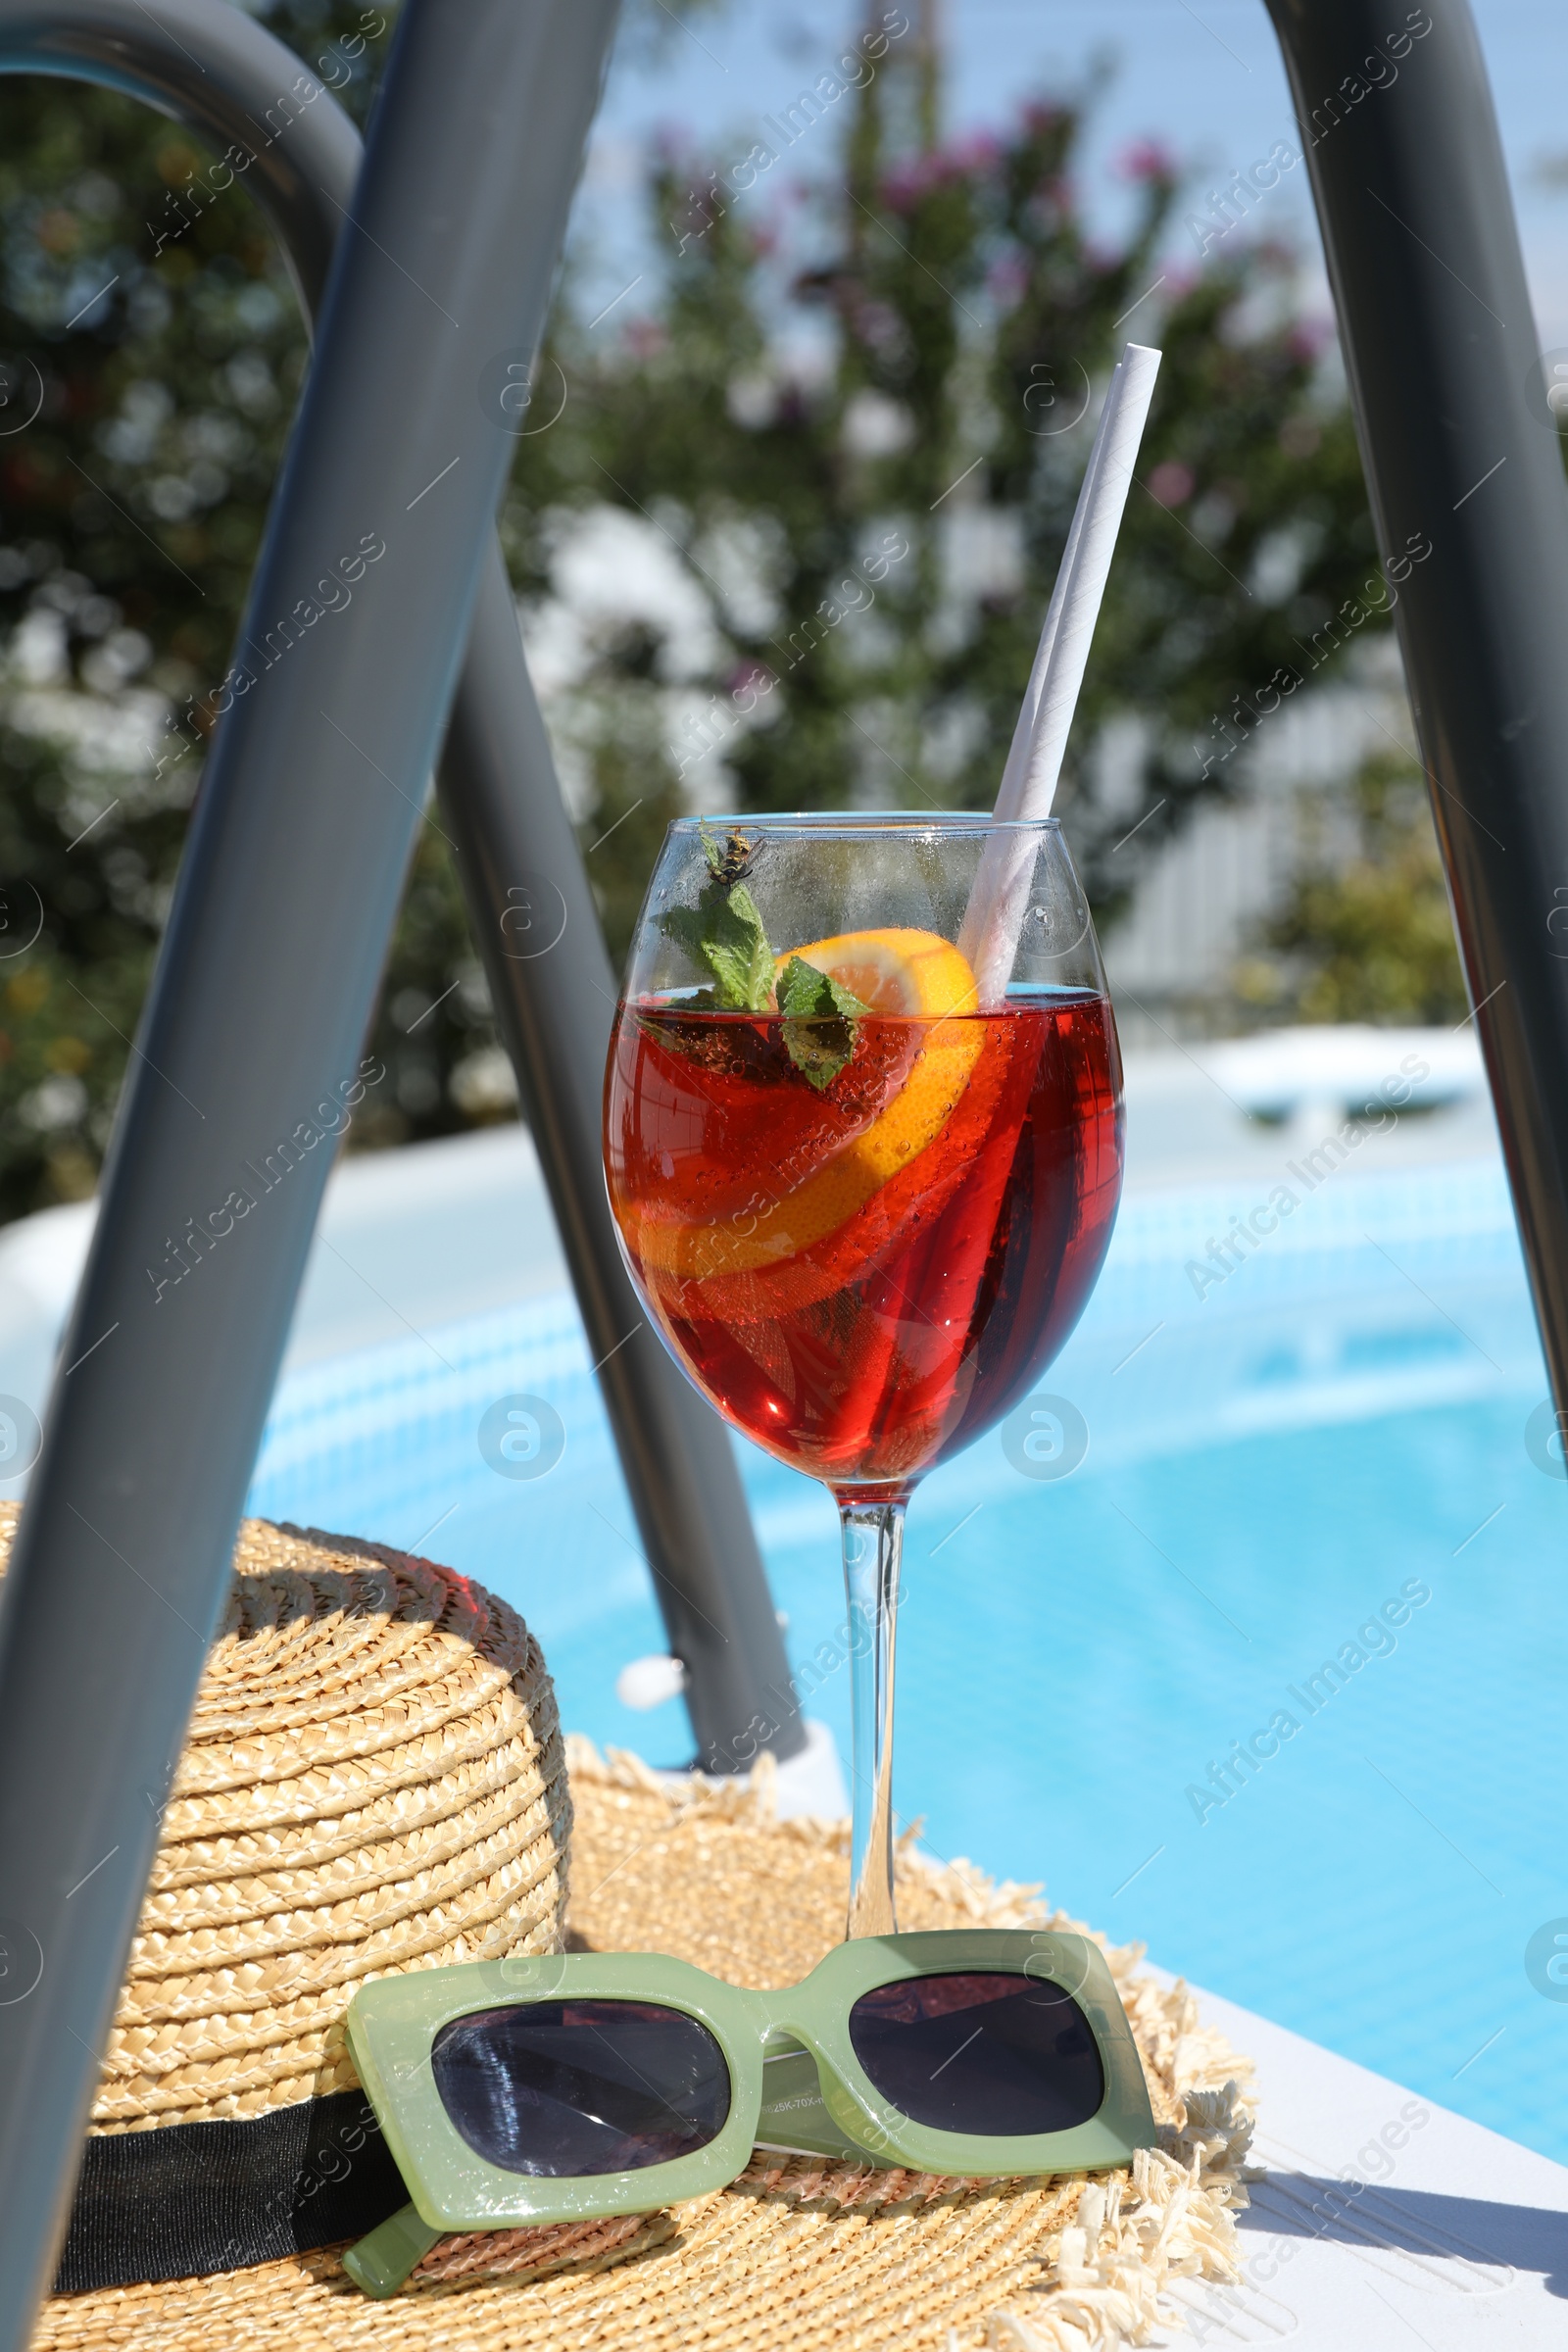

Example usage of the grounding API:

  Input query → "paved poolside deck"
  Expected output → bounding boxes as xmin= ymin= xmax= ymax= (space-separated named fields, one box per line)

xmin=1155 ymin=1978 xmax=1568 ymax=2346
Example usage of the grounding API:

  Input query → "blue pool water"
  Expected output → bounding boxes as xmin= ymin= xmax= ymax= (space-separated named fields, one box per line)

xmin=246 ymin=1153 xmax=1568 ymax=2167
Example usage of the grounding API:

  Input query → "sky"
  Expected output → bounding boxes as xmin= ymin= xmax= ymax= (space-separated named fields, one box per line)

xmin=574 ymin=0 xmax=1568 ymax=349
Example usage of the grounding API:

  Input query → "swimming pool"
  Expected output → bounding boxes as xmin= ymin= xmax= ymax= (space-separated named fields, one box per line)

xmin=246 ymin=1150 xmax=1568 ymax=2167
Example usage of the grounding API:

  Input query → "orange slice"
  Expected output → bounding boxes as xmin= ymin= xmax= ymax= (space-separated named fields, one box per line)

xmin=645 ymin=1013 xmax=1017 ymax=1323
xmin=629 ymin=928 xmax=982 ymax=1283
xmin=780 ymin=928 xmax=979 ymax=1022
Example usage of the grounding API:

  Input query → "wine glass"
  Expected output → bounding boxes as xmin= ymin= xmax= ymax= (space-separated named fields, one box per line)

xmin=603 ymin=813 xmax=1123 ymax=1936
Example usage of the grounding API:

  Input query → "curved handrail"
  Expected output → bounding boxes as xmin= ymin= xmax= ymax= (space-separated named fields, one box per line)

xmin=0 ymin=0 xmax=356 ymax=308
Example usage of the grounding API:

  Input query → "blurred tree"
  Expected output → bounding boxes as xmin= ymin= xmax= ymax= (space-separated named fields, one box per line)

xmin=1231 ymin=754 xmax=1467 ymax=1026
xmin=508 ymin=11 xmax=1384 ymax=980
xmin=0 ymin=0 xmax=429 ymax=1218
xmin=0 ymin=0 xmax=1397 ymax=1223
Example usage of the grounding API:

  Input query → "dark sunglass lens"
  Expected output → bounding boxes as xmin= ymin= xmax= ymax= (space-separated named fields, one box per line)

xmin=431 ymin=1998 xmax=731 ymax=2177
xmin=848 ymin=1972 xmax=1104 ymax=2136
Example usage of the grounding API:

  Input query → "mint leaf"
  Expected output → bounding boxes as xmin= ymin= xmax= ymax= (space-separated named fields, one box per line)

xmin=657 ymin=832 xmax=868 ymax=1086
xmin=704 ymin=880 xmax=774 ymax=1009
xmin=777 ymin=955 xmax=870 ymax=1091
xmin=659 ymin=836 xmax=774 ymax=1011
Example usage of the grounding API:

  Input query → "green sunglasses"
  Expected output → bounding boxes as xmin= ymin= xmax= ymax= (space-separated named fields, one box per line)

xmin=343 ymin=1928 xmax=1155 ymax=2297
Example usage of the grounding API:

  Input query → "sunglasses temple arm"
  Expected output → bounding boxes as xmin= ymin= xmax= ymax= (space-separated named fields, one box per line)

xmin=342 ymin=2202 xmax=445 ymax=2299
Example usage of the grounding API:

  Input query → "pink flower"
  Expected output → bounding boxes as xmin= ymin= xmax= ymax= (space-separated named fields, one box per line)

xmin=880 ymin=137 xmax=993 ymax=213
xmin=854 ymin=299 xmax=904 ymax=351
xmin=650 ymin=123 xmax=697 ymax=170
xmin=1148 ymin=460 xmax=1195 ymax=509
xmin=1116 ymin=138 xmax=1176 ymax=183
xmin=947 ymin=131 xmax=1002 ymax=175
xmin=881 ymin=157 xmax=938 ymax=212
xmin=1286 ymin=319 xmax=1333 ymax=364
xmin=623 ymin=318 xmax=665 ymax=360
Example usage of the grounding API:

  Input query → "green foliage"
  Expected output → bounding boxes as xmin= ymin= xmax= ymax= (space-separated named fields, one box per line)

xmin=1233 ymin=757 xmax=1467 ymax=1026
xmin=506 ymin=65 xmax=1380 ymax=959
xmin=0 ymin=3 xmax=511 ymax=1218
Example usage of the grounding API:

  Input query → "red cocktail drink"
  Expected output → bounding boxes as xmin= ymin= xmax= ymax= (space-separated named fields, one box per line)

xmin=606 ymin=821 xmax=1123 ymax=1937
xmin=607 ymin=983 xmax=1122 ymax=1494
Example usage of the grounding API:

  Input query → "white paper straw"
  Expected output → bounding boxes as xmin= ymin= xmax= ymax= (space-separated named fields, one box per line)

xmin=987 ymin=364 xmax=1120 ymax=826
xmin=960 ymin=341 xmax=1162 ymax=1005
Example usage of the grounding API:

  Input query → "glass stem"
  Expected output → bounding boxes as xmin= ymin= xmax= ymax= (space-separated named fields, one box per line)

xmin=839 ymin=1494 xmax=906 ymax=1939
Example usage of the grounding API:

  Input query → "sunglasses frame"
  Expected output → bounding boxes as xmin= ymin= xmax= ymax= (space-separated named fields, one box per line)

xmin=343 ymin=1929 xmax=1154 ymax=2294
